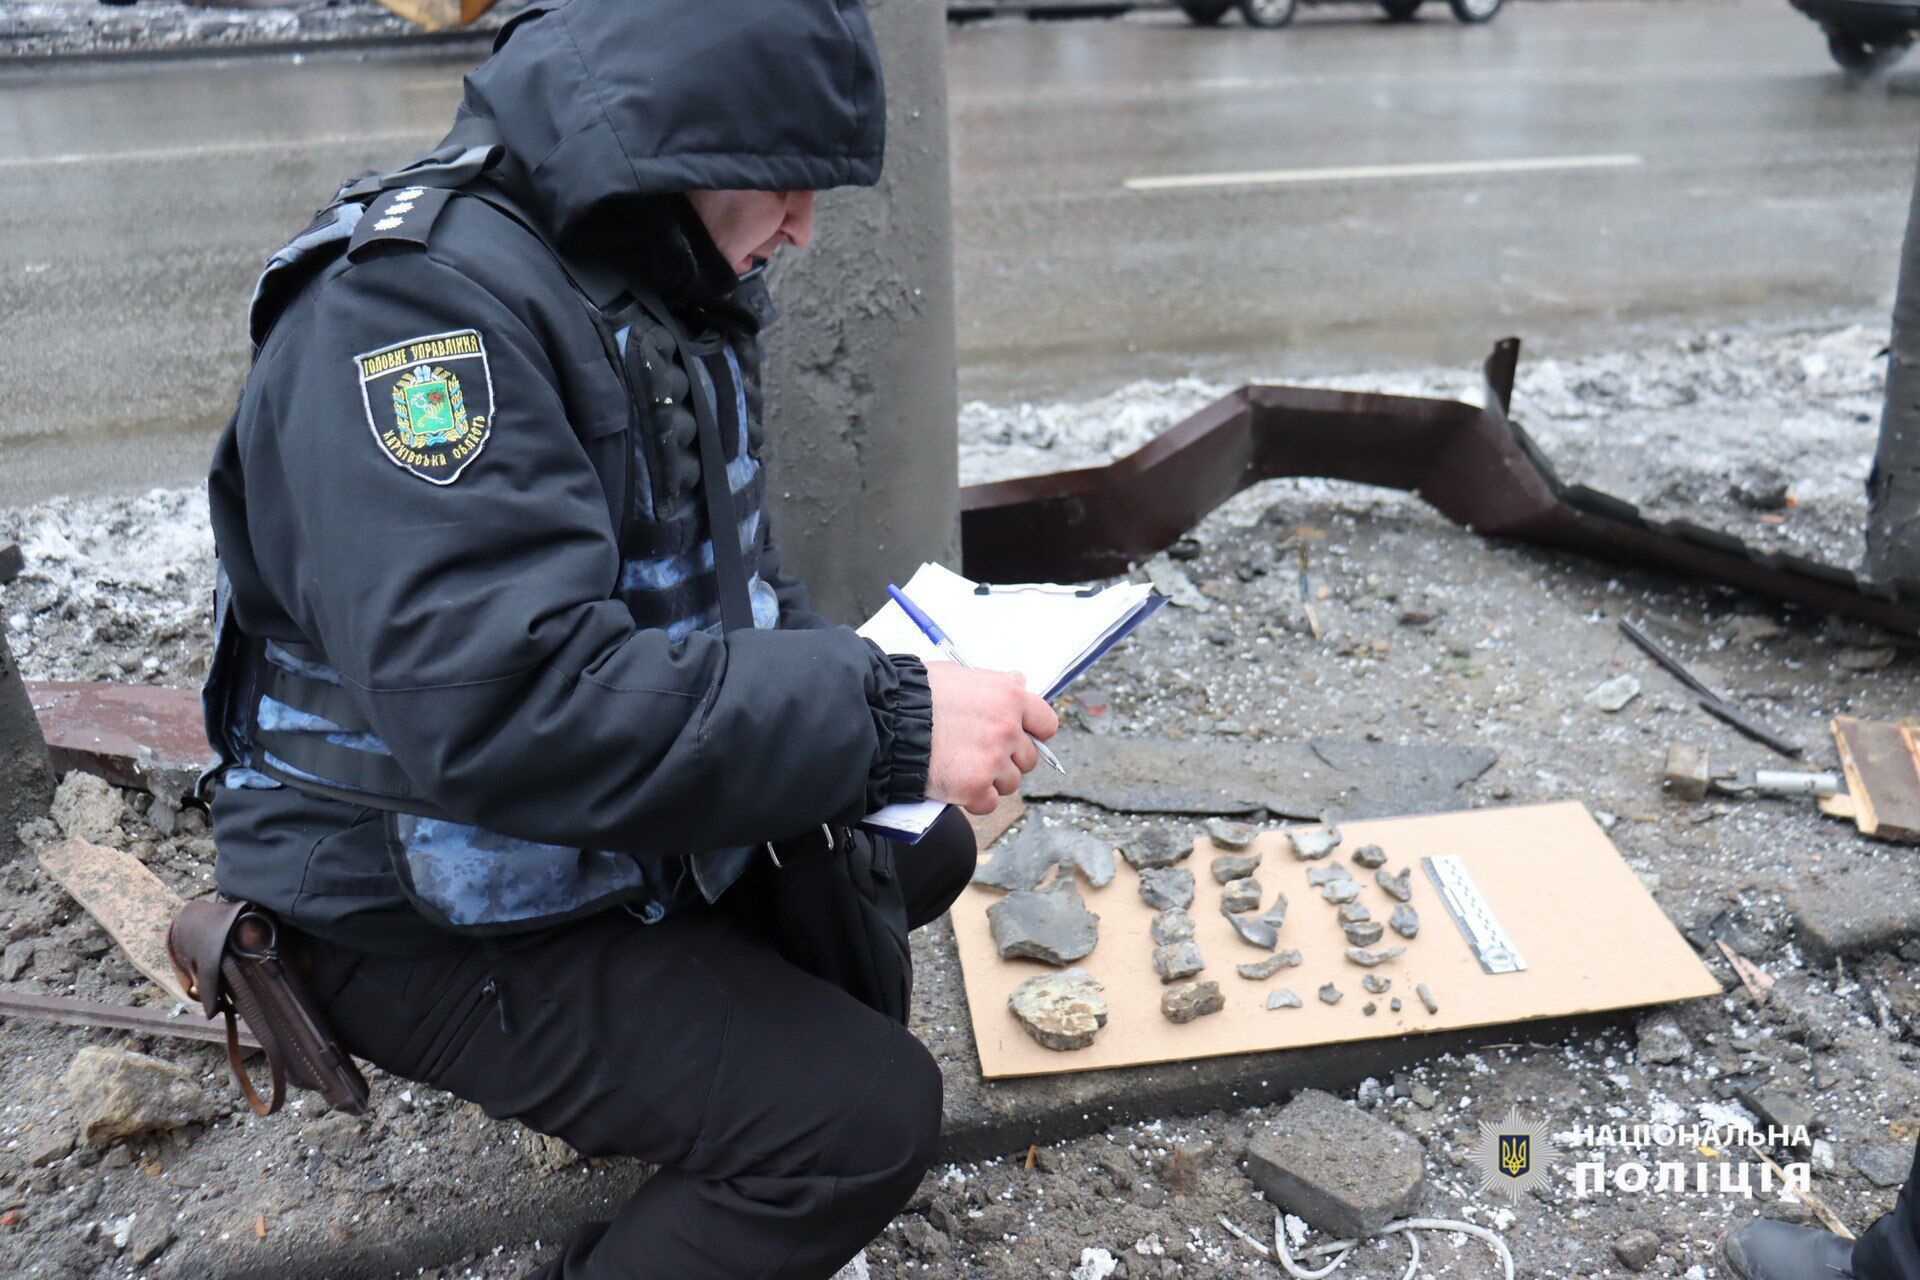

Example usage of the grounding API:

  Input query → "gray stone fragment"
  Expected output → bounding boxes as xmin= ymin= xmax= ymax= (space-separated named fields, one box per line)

xmin=1138 ymin=866 xmax=1195 ymax=911
xmin=1008 ymin=969 xmax=1108 ymax=1051
xmin=1346 ymin=945 xmax=1407 ymax=967
xmin=1362 ymin=974 xmax=1391 ymax=994
xmin=1210 ymin=852 xmax=1262 ymax=883
xmin=1121 ymin=828 xmax=1192 ymax=871
xmin=1306 ymin=866 xmax=1353 ymax=887
xmin=1351 ymin=843 xmax=1388 ymax=869
xmin=1244 ymin=1090 xmax=1427 ymax=1238
xmin=1267 ymin=988 xmax=1303 ymax=1010
xmin=1321 ymin=880 xmax=1362 ymax=905
xmin=0 ymin=939 xmax=33 ymax=982
xmin=1205 ymin=818 xmax=1258 ymax=851
xmin=1737 ymin=1087 xmax=1815 ymax=1139
xmin=1221 ymin=878 xmax=1262 ymax=914
xmin=1337 ymin=902 xmax=1371 ymax=924
xmin=1856 ymin=1143 xmax=1911 ymax=1188
xmin=1344 ymin=921 xmax=1385 ymax=947
xmin=1389 ymin=904 xmax=1420 ymax=939
xmin=1635 ymin=1013 xmax=1692 ymax=1065
xmin=1288 ymin=827 xmax=1342 ymax=860
xmin=1409 ymin=1080 xmax=1432 ymax=1106
xmin=987 ymin=878 xmax=1100 ymax=965
xmin=1318 ymin=983 xmax=1343 ymax=1005
xmin=1238 ymin=951 xmax=1303 ymax=980
xmin=1223 ymin=910 xmax=1278 ymax=950
xmin=973 ymin=825 xmax=1115 ymax=891
xmin=1161 ymin=980 xmax=1225 ymax=1024
xmin=1613 ymin=1229 xmax=1662 ymax=1272
xmin=1416 ymin=983 xmax=1438 ymax=1013
xmin=64 ymin=1047 xmax=222 ymax=1149
xmin=126 ymin=1217 xmax=177 ymax=1269
xmin=1789 ymin=866 xmax=1920 ymax=961
xmin=1585 ymin=674 xmax=1642 ymax=713
xmin=1149 ymin=909 xmax=1195 ymax=946
xmin=1152 ymin=940 xmax=1206 ymax=983
xmin=1376 ymin=868 xmax=1414 ymax=902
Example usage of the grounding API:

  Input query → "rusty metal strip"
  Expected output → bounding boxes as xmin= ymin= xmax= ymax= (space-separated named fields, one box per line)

xmin=0 ymin=986 xmax=260 ymax=1051
xmin=961 ymin=339 xmax=1920 ymax=635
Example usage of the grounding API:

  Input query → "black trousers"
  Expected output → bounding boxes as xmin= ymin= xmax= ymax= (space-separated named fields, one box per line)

xmin=1856 ymin=1141 xmax=1920 ymax=1279
xmin=302 ymin=810 xmax=978 ymax=1280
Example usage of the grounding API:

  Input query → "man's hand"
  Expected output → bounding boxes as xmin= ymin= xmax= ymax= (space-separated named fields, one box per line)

xmin=924 ymin=663 xmax=1060 ymax=816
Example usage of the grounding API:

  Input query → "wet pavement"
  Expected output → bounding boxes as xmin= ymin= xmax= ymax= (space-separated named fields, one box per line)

xmin=1 ymin=0 xmax=1916 ymax=504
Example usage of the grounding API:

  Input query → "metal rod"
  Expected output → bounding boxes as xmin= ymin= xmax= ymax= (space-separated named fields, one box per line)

xmin=1618 ymin=619 xmax=1803 ymax=758
xmin=0 ymin=986 xmax=260 ymax=1051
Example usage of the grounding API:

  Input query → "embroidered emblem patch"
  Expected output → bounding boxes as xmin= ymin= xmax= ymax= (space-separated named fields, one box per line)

xmin=355 ymin=329 xmax=493 ymax=484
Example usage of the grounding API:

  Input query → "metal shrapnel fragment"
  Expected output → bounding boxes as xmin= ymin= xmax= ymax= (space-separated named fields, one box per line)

xmin=1122 ymin=828 xmax=1192 ymax=871
xmin=1267 ymin=988 xmax=1304 ymax=1010
xmin=1152 ymin=940 xmax=1206 ymax=984
xmin=1351 ymin=843 xmax=1388 ymax=870
xmin=1289 ymin=827 xmax=1342 ymax=861
xmin=1223 ymin=909 xmax=1278 ymax=951
xmin=1346 ymin=945 xmax=1407 ymax=968
xmin=1416 ymin=983 xmax=1438 ymax=1014
xmin=1149 ymin=908 xmax=1195 ymax=946
xmin=1238 ymin=950 xmax=1303 ymax=980
xmin=1138 ymin=866 xmax=1195 ymax=912
xmin=986 ymin=878 xmax=1100 ymax=966
xmin=1361 ymin=974 xmax=1391 ymax=995
xmin=1337 ymin=902 xmax=1371 ymax=924
xmin=1390 ymin=904 xmax=1420 ymax=939
xmin=1221 ymin=877 xmax=1262 ymax=914
xmin=1206 ymin=818 xmax=1258 ymax=851
xmin=1306 ymin=866 xmax=1353 ymax=888
xmin=1321 ymin=880 xmax=1362 ymax=905
xmin=1376 ymin=868 xmax=1413 ymax=903
xmin=1344 ymin=921 xmax=1385 ymax=947
xmin=1258 ymin=892 xmax=1288 ymax=931
xmin=1391 ymin=997 xmax=1403 ymax=1012
xmin=1211 ymin=852 xmax=1262 ymax=883
xmin=1318 ymin=983 xmax=1343 ymax=1005
xmin=1162 ymin=980 xmax=1225 ymax=1024
xmin=1363 ymin=1001 xmax=1377 ymax=1016
xmin=1008 ymin=969 xmax=1108 ymax=1051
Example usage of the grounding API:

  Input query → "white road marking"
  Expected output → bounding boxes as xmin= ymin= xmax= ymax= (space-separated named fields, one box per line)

xmin=0 ymin=128 xmax=440 ymax=171
xmin=1123 ymin=153 xmax=1645 ymax=192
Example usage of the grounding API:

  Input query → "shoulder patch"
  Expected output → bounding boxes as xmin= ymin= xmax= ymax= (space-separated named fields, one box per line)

xmin=354 ymin=329 xmax=494 ymax=485
xmin=347 ymin=186 xmax=454 ymax=261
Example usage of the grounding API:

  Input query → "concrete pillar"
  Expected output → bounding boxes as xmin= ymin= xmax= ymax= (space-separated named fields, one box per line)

xmin=759 ymin=0 xmax=959 ymax=625
xmin=0 ymin=547 xmax=56 ymax=863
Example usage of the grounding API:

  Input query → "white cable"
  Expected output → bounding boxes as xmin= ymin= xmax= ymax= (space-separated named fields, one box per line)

xmin=1232 ymin=1212 xmax=1514 ymax=1280
xmin=1218 ymin=1214 xmax=1272 ymax=1258
xmin=1273 ymin=1212 xmax=1355 ymax=1279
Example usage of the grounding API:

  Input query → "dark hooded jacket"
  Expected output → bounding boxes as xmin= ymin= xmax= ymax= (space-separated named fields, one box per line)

xmin=206 ymin=0 xmax=932 ymax=949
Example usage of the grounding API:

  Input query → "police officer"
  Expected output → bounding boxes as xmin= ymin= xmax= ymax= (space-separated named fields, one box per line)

xmin=1727 ymin=1149 xmax=1920 ymax=1279
xmin=202 ymin=1 xmax=1058 ymax=1276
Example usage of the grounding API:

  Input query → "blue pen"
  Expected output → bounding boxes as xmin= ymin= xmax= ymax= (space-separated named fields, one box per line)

xmin=887 ymin=584 xmax=1066 ymax=775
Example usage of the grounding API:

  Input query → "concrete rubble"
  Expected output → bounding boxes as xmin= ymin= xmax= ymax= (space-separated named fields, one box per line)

xmin=1159 ymin=980 xmax=1224 ymax=1024
xmin=1244 ymin=1089 xmax=1427 ymax=1238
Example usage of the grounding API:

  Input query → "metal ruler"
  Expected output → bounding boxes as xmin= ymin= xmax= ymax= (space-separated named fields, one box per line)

xmin=1422 ymin=855 xmax=1526 ymax=975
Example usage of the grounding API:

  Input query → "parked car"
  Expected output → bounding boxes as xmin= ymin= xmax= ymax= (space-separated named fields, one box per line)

xmin=1786 ymin=0 xmax=1917 ymax=71
xmin=1178 ymin=0 xmax=1503 ymax=26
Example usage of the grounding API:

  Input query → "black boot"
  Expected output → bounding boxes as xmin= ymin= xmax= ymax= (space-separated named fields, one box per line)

xmin=1725 ymin=1221 xmax=1856 ymax=1279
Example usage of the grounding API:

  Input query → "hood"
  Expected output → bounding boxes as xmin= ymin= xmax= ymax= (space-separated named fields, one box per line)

xmin=461 ymin=0 xmax=886 ymax=246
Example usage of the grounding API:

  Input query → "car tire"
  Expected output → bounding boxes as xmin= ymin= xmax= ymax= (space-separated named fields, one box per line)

xmin=1826 ymin=26 xmax=1913 ymax=73
xmin=1446 ymin=0 xmax=1502 ymax=22
xmin=1238 ymin=0 xmax=1297 ymax=26
xmin=1381 ymin=0 xmax=1423 ymax=19
xmin=1180 ymin=0 xmax=1235 ymax=23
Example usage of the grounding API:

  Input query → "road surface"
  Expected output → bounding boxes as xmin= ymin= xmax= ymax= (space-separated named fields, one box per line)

xmin=0 ymin=0 xmax=1914 ymax=503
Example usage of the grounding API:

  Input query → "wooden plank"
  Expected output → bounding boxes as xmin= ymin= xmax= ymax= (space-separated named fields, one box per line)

xmin=365 ymin=0 xmax=461 ymax=30
xmin=36 ymin=837 xmax=190 ymax=1006
xmin=1832 ymin=716 xmax=1920 ymax=843
xmin=965 ymin=795 xmax=1026 ymax=853
xmin=459 ymin=0 xmax=500 ymax=25
xmin=0 ymin=987 xmax=257 ymax=1051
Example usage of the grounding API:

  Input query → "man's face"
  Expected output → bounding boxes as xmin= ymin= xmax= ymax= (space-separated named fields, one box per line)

xmin=685 ymin=189 xmax=816 ymax=275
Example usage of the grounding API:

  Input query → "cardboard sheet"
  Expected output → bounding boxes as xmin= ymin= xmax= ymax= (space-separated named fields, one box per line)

xmin=954 ymin=802 xmax=1719 ymax=1079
